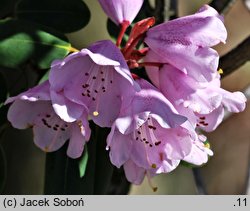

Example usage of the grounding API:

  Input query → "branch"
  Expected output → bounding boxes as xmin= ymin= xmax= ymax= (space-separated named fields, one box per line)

xmin=220 ymin=36 xmax=250 ymax=78
xmin=209 ymin=0 xmax=236 ymax=14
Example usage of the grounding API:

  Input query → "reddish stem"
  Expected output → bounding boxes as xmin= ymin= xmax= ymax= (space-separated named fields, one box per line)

xmin=123 ymin=34 xmax=145 ymax=59
xmin=116 ymin=20 xmax=130 ymax=47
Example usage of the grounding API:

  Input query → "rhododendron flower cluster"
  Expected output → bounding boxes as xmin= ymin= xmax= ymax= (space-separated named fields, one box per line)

xmin=5 ymin=0 xmax=246 ymax=186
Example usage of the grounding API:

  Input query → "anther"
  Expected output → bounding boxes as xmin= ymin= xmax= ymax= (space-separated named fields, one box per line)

xmin=93 ymin=111 xmax=99 ymax=116
xmin=151 ymin=164 xmax=157 ymax=169
xmin=155 ymin=141 xmax=161 ymax=146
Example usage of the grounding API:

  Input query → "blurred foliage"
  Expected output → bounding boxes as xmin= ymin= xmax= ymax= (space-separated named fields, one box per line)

xmin=16 ymin=0 xmax=90 ymax=33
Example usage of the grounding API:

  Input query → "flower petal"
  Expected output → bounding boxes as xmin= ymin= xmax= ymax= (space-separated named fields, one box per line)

xmin=123 ymin=159 xmax=145 ymax=185
xmin=159 ymin=64 xmax=199 ymax=102
xmin=146 ymin=5 xmax=227 ymax=47
xmin=183 ymin=138 xmax=213 ymax=166
xmin=49 ymin=52 xmax=91 ymax=92
xmin=7 ymin=100 xmax=50 ymax=129
xmin=67 ymin=123 xmax=87 ymax=159
xmin=197 ymin=106 xmax=224 ymax=132
xmin=98 ymin=0 xmax=144 ymax=25
xmin=87 ymin=40 xmax=136 ymax=87
xmin=145 ymin=42 xmax=219 ymax=81
xmin=50 ymin=90 xmax=86 ymax=122
xmin=5 ymin=81 xmax=50 ymax=104
xmin=145 ymin=5 xmax=226 ymax=82
xmin=128 ymin=79 xmax=187 ymax=128
xmin=33 ymin=112 xmax=71 ymax=153
xmin=221 ymin=90 xmax=247 ymax=112
xmin=107 ymin=129 xmax=133 ymax=168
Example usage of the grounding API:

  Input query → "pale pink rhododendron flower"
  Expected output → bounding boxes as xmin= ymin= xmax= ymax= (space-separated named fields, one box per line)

xmin=144 ymin=5 xmax=227 ymax=82
xmin=151 ymin=63 xmax=247 ymax=132
xmin=5 ymin=81 xmax=91 ymax=159
xmin=107 ymin=78 xmax=196 ymax=184
xmin=49 ymin=40 xmax=139 ymax=128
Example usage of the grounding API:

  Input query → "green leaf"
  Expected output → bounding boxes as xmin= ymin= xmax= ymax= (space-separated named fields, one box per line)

xmin=16 ymin=0 xmax=90 ymax=33
xmin=79 ymin=146 xmax=88 ymax=178
xmin=0 ymin=19 xmax=72 ymax=69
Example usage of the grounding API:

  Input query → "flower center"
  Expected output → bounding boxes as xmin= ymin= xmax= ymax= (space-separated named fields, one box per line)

xmin=81 ymin=65 xmax=114 ymax=116
xmin=134 ymin=116 xmax=162 ymax=148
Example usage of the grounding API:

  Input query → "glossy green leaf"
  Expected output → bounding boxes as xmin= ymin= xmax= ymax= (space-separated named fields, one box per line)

xmin=79 ymin=146 xmax=88 ymax=178
xmin=16 ymin=0 xmax=90 ymax=33
xmin=0 ymin=19 xmax=72 ymax=69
